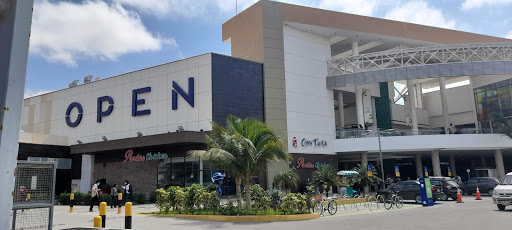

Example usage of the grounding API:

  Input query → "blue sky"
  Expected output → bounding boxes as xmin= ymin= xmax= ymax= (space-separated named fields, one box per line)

xmin=24 ymin=0 xmax=512 ymax=97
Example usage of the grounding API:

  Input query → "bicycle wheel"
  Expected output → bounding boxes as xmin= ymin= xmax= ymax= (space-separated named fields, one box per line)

xmin=327 ymin=200 xmax=337 ymax=215
xmin=384 ymin=196 xmax=393 ymax=210
xmin=353 ymin=195 xmax=360 ymax=211
xmin=313 ymin=202 xmax=324 ymax=215
xmin=376 ymin=195 xmax=385 ymax=209
xmin=394 ymin=196 xmax=403 ymax=209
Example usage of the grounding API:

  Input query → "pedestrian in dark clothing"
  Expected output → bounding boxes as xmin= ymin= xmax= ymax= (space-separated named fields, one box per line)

xmin=110 ymin=184 xmax=118 ymax=208
xmin=122 ymin=180 xmax=133 ymax=203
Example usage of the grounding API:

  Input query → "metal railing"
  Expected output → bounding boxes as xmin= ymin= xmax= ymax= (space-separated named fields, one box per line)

xmin=10 ymin=161 xmax=56 ymax=230
xmin=336 ymin=128 xmax=496 ymax=139
xmin=327 ymin=43 xmax=512 ymax=76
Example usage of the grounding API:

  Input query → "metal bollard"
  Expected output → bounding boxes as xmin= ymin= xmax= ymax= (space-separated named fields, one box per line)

xmin=118 ymin=193 xmax=123 ymax=214
xmin=99 ymin=202 xmax=107 ymax=228
xmin=70 ymin=194 xmax=74 ymax=213
xmin=125 ymin=202 xmax=132 ymax=229
xmin=94 ymin=216 xmax=102 ymax=228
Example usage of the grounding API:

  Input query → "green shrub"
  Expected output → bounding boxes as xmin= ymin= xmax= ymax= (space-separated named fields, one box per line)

xmin=268 ymin=190 xmax=283 ymax=213
xmin=156 ymin=188 xmax=170 ymax=213
xmin=175 ymin=188 xmax=188 ymax=213
xmin=304 ymin=185 xmax=315 ymax=212
xmin=251 ymin=184 xmax=270 ymax=213
xmin=280 ymin=193 xmax=307 ymax=215
xmin=149 ymin=191 xmax=158 ymax=203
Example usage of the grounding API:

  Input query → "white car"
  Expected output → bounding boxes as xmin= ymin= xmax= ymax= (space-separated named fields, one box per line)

xmin=492 ymin=172 xmax=512 ymax=210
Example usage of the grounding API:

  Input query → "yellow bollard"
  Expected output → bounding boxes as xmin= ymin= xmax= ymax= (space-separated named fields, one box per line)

xmin=70 ymin=194 xmax=74 ymax=213
xmin=117 ymin=193 xmax=122 ymax=214
xmin=125 ymin=202 xmax=132 ymax=229
xmin=99 ymin=202 xmax=107 ymax=228
xmin=26 ymin=193 xmax=30 ymax=202
xmin=93 ymin=216 xmax=102 ymax=228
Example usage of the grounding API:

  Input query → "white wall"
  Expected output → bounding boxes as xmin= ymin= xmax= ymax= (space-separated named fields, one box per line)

xmin=283 ymin=26 xmax=335 ymax=155
xmin=21 ymin=54 xmax=213 ymax=145
xmin=335 ymin=134 xmax=512 ymax=153
xmin=422 ymin=84 xmax=476 ymax=127
xmin=391 ymin=104 xmax=430 ymax=126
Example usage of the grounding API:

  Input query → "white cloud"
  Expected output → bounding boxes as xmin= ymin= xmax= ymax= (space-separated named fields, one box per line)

xmin=24 ymin=89 xmax=52 ymax=99
xmin=317 ymin=0 xmax=378 ymax=16
xmin=461 ymin=0 xmax=512 ymax=10
xmin=506 ymin=31 xmax=512 ymax=39
xmin=31 ymin=0 xmax=176 ymax=67
xmin=384 ymin=1 xmax=456 ymax=29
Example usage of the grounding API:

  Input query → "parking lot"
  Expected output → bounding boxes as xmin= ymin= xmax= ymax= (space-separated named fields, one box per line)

xmin=50 ymin=195 xmax=510 ymax=230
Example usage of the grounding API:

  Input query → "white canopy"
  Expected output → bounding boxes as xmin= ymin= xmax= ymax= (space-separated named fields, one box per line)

xmin=337 ymin=170 xmax=358 ymax=176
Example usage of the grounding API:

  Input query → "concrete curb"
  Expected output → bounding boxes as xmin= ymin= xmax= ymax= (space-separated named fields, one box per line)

xmin=146 ymin=213 xmax=320 ymax=222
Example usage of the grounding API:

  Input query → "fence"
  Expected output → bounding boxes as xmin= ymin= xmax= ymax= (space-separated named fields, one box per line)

xmin=10 ymin=161 xmax=56 ymax=230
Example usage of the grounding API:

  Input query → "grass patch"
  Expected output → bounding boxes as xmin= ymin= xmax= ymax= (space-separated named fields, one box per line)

xmin=142 ymin=209 xmax=310 ymax=216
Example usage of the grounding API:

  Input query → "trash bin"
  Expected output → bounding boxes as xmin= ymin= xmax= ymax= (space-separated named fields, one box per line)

xmin=346 ymin=187 xmax=354 ymax=196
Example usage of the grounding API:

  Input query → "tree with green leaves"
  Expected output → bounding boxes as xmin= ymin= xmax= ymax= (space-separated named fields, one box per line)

xmin=349 ymin=164 xmax=382 ymax=195
xmin=311 ymin=166 xmax=343 ymax=197
xmin=272 ymin=168 xmax=300 ymax=193
xmin=189 ymin=115 xmax=291 ymax=210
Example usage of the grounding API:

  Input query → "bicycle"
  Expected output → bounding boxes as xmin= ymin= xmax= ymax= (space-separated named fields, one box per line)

xmin=313 ymin=194 xmax=338 ymax=215
xmin=383 ymin=193 xmax=403 ymax=210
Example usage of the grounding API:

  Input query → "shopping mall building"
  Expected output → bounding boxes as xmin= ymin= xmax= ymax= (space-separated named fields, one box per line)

xmin=19 ymin=1 xmax=512 ymax=195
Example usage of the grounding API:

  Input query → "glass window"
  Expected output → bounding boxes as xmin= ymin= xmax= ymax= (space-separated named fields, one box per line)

xmin=498 ymin=86 xmax=511 ymax=98
xmin=486 ymin=89 xmax=498 ymax=100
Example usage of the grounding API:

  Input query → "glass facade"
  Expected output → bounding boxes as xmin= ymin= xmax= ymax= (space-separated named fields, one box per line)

xmin=474 ymin=78 xmax=512 ymax=129
xmin=157 ymin=156 xmax=237 ymax=195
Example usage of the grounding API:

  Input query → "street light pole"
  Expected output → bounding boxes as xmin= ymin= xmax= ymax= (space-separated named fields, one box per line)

xmin=377 ymin=129 xmax=385 ymax=182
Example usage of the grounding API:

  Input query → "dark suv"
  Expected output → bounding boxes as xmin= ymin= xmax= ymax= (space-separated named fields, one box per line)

xmin=461 ymin=177 xmax=500 ymax=196
xmin=430 ymin=178 xmax=460 ymax=200
xmin=377 ymin=181 xmax=444 ymax=204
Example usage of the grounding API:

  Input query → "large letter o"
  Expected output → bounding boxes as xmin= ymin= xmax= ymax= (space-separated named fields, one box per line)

xmin=66 ymin=102 xmax=83 ymax=127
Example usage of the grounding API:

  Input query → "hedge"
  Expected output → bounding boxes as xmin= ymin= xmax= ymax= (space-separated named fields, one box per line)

xmin=58 ymin=192 xmax=155 ymax=205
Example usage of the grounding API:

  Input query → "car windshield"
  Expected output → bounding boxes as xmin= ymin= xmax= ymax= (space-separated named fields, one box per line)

xmin=500 ymin=175 xmax=512 ymax=185
xmin=446 ymin=180 xmax=459 ymax=187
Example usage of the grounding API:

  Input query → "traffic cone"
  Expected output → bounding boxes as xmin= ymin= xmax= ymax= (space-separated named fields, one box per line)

xmin=456 ymin=188 xmax=464 ymax=203
xmin=475 ymin=186 xmax=482 ymax=200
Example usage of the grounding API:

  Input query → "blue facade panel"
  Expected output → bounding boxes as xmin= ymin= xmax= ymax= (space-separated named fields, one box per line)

xmin=211 ymin=53 xmax=264 ymax=125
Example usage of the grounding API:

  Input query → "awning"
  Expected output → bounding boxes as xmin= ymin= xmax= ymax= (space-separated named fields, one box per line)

xmin=337 ymin=170 xmax=358 ymax=176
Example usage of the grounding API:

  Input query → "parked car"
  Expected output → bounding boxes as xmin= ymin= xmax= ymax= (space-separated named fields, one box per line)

xmin=461 ymin=177 xmax=499 ymax=196
xmin=377 ymin=181 xmax=444 ymax=204
xmin=430 ymin=178 xmax=460 ymax=200
xmin=492 ymin=172 xmax=512 ymax=211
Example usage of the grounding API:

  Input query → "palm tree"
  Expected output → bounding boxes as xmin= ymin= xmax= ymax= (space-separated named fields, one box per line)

xmin=189 ymin=115 xmax=291 ymax=209
xmin=272 ymin=168 xmax=300 ymax=193
xmin=349 ymin=164 xmax=382 ymax=195
xmin=490 ymin=112 xmax=512 ymax=137
xmin=311 ymin=166 xmax=342 ymax=197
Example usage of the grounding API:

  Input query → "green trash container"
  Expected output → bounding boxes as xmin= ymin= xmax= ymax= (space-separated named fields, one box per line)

xmin=346 ymin=187 xmax=354 ymax=196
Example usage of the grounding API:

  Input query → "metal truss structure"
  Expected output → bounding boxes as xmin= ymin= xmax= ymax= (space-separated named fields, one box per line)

xmin=327 ymin=43 xmax=512 ymax=76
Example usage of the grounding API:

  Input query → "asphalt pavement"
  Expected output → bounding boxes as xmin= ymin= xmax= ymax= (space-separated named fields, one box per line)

xmin=51 ymin=195 xmax=510 ymax=230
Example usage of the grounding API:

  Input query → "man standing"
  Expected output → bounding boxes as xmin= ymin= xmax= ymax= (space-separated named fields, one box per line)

xmin=89 ymin=180 xmax=101 ymax=212
xmin=123 ymin=180 xmax=132 ymax=203
xmin=110 ymin=184 xmax=118 ymax=208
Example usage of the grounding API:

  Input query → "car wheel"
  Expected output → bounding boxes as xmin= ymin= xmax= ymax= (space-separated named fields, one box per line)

xmin=440 ymin=193 xmax=448 ymax=201
xmin=497 ymin=204 xmax=506 ymax=211
xmin=414 ymin=195 xmax=422 ymax=204
xmin=488 ymin=189 xmax=493 ymax=196
xmin=451 ymin=196 xmax=458 ymax=200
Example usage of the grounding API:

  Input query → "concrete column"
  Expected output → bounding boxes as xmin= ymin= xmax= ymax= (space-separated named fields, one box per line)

xmin=439 ymin=77 xmax=451 ymax=134
xmin=449 ymin=155 xmax=457 ymax=177
xmin=371 ymin=96 xmax=378 ymax=128
xmin=481 ymin=156 xmax=487 ymax=168
xmin=415 ymin=154 xmax=423 ymax=178
xmin=337 ymin=91 xmax=345 ymax=128
xmin=415 ymin=83 xmax=423 ymax=109
xmin=406 ymin=80 xmax=419 ymax=134
xmin=495 ymin=149 xmax=506 ymax=180
xmin=199 ymin=159 xmax=204 ymax=186
xmin=80 ymin=154 xmax=95 ymax=193
xmin=431 ymin=150 xmax=442 ymax=177
xmin=468 ymin=76 xmax=480 ymax=130
xmin=355 ymin=86 xmax=365 ymax=129
xmin=352 ymin=41 xmax=359 ymax=56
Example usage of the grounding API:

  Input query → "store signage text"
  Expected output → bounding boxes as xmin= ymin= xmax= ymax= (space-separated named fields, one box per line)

xmin=123 ymin=149 xmax=169 ymax=163
xmin=65 ymin=77 xmax=195 ymax=127
xmin=292 ymin=137 xmax=327 ymax=148
xmin=296 ymin=157 xmax=329 ymax=169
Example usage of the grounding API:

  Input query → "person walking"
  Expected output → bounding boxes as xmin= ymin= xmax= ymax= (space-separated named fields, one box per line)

xmin=110 ymin=184 xmax=118 ymax=208
xmin=89 ymin=180 xmax=101 ymax=212
xmin=122 ymin=180 xmax=132 ymax=203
